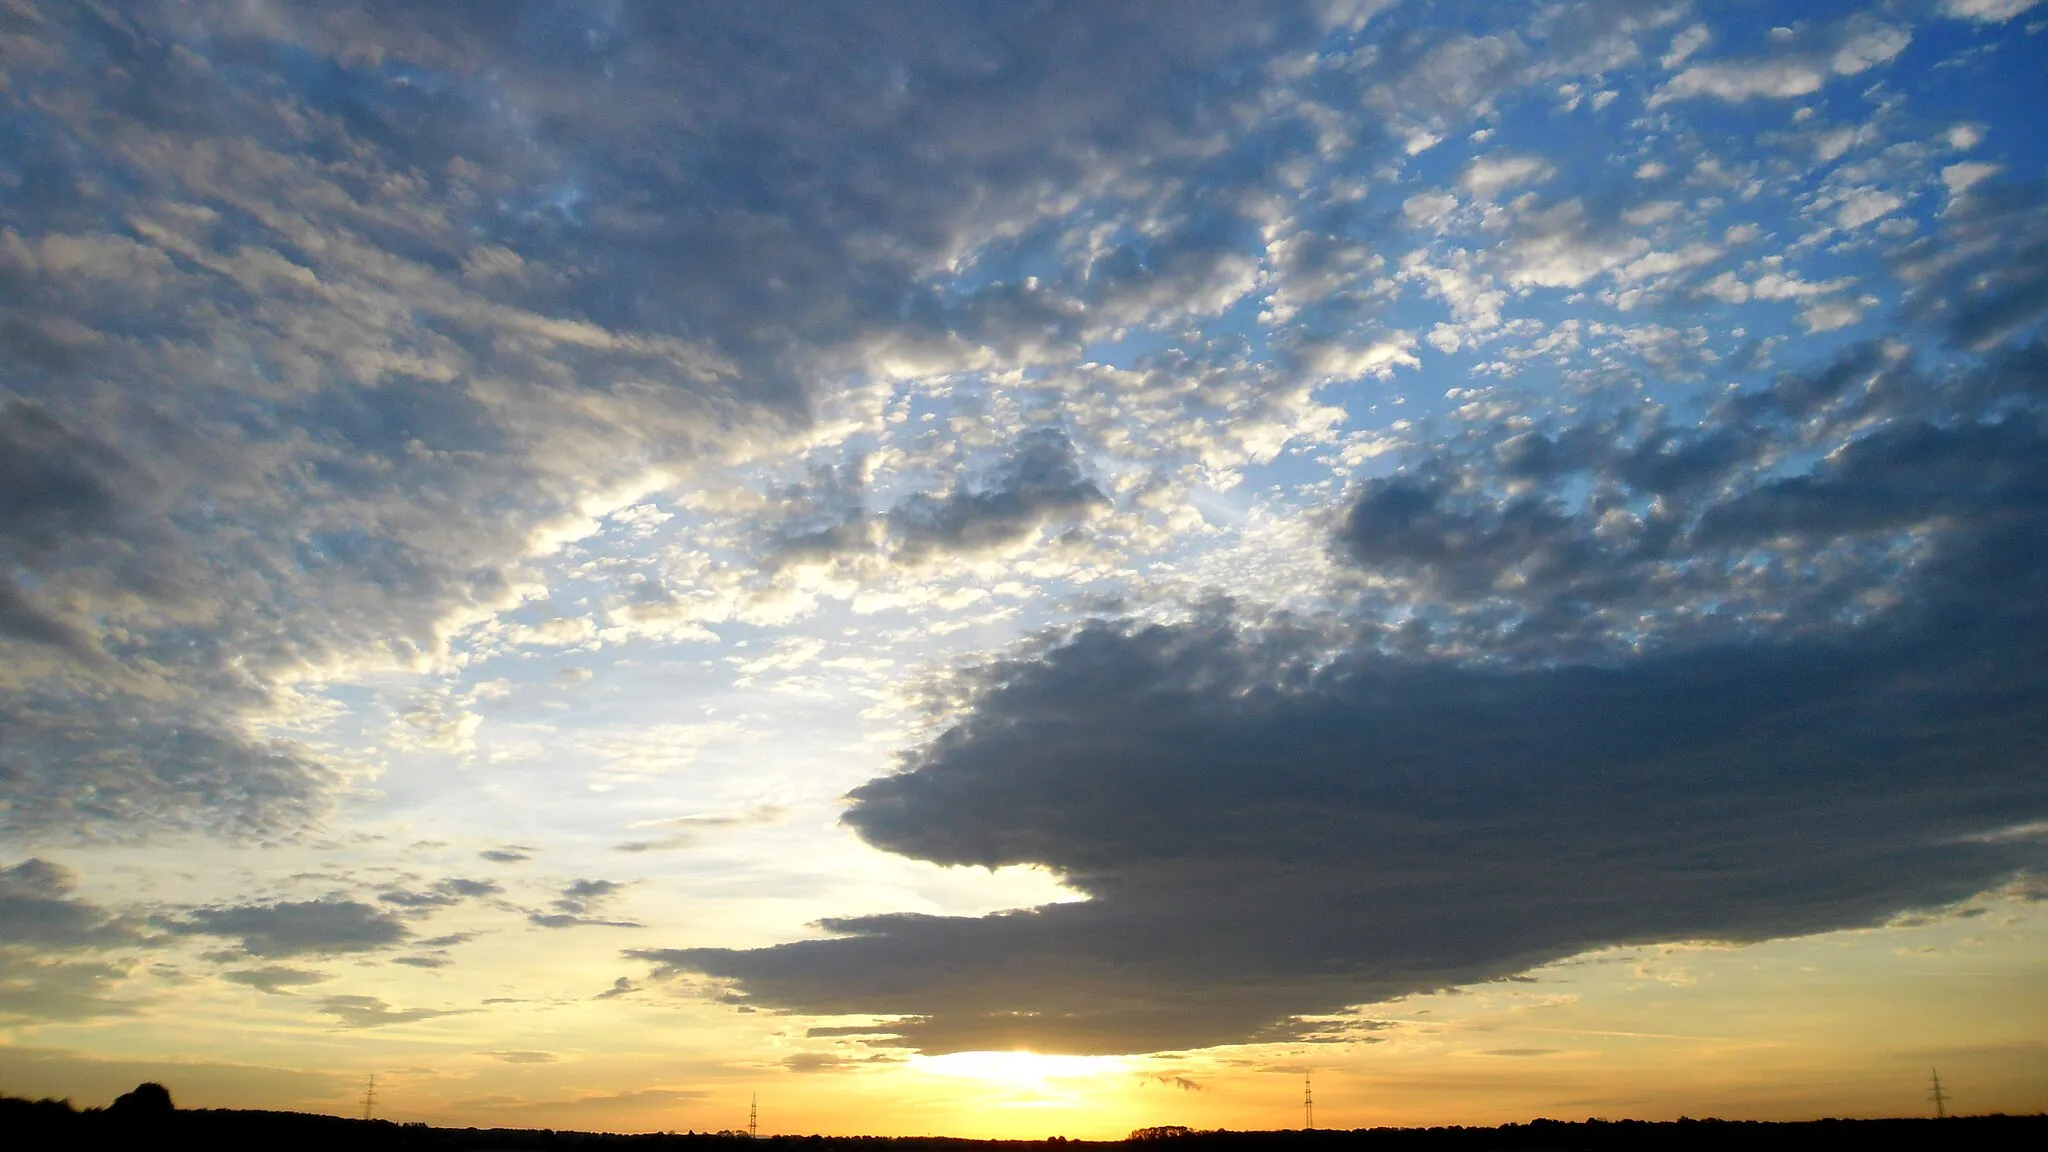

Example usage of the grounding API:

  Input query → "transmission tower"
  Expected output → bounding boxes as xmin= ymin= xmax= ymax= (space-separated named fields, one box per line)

xmin=1303 ymin=1072 xmax=1313 ymax=1130
xmin=1929 ymin=1068 xmax=1949 ymax=1120
xmin=361 ymin=1072 xmax=378 ymax=1121
xmin=749 ymin=1092 xmax=758 ymax=1139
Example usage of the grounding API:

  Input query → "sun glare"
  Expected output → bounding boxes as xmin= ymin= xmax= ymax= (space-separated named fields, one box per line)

xmin=911 ymin=1051 xmax=1137 ymax=1094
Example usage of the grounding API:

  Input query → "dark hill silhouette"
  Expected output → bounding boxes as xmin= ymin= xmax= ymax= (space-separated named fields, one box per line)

xmin=1 ymin=1090 xmax=2043 ymax=1151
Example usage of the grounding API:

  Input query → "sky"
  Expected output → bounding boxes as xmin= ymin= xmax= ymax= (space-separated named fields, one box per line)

xmin=1 ymin=0 xmax=2046 ymax=1138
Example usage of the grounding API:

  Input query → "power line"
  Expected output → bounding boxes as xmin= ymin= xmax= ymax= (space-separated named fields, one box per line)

xmin=1303 ymin=1072 xmax=1313 ymax=1131
xmin=1929 ymin=1068 xmax=1949 ymax=1120
xmin=361 ymin=1073 xmax=378 ymax=1122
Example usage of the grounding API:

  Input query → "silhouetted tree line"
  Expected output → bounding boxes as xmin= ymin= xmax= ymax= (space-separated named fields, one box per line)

xmin=2 ymin=1088 xmax=2044 ymax=1151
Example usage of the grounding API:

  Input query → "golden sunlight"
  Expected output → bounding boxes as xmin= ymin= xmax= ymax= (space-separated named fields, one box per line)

xmin=910 ymin=1051 xmax=1140 ymax=1101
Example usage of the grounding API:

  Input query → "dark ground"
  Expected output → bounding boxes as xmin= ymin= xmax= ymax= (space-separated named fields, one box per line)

xmin=5 ymin=1092 xmax=2044 ymax=1150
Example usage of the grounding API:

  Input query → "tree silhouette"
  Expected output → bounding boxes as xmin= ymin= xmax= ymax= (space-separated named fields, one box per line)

xmin=109 ymin=1082 xmax=174 ymax=1118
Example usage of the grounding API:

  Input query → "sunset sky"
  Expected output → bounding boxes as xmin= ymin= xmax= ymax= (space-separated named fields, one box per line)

xmin=3 ymin=0 xmax=2046 ymax=1138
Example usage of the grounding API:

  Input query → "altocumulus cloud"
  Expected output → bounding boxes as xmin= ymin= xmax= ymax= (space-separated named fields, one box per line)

xmin=0 ymin=0 xmax=1347 ymax=839
xmin=639 ymin=341 xmax=2048 ymax=1055
xmin=169 ymin=900 xmax=409 ymax=958
xmin=4 ymin=0 xmax=2047 ymax=1074
xmin=767 ymin=427 xmax=1111 ymax=569
xmin=0 ymin=859 xmax=139 ymax=1022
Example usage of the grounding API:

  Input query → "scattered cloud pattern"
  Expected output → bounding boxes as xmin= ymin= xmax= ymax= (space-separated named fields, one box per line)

xmin=0 ymin=0 xmax=2043 ymax=1119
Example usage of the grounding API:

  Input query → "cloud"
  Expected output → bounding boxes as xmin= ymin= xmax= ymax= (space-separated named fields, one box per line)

xmin=0 ymin=687 xmax=335 ymax=841
xmin=1837 ymin=190 xmax=1904 ymax=231
xmin=1459 ymin=154 xmax=1555 ymax=201
xmin=888 ymin=429 xmax=1110 ymax=560
xmin=0 ymin=859 xmax=132 ymax=949
xmin=0 ymin=953 xmax=136 ymax=1023
xmin=220 ymin=966 xmax=332 ymax=995
xmin=770 ymin=429 xmax=1111 ymax=572
xmin=529 ymin=880 xmax=641 ymax=929
xmin=1940 ymin=0 xmax=2040 ymax=22
xmin=1295 ymin=336 xmax=1422 ymax=382
xmin=1651 ymin=19 xmax=1909 ymax=106
xmin=782 ymin=1051 xmax=901 ymax=1074
xmin=614 ymin=805 xmax=788 ymax=853
xmin=640 ymin=606 xmax=2047 ymax=1053
xmin=639 ymin=343 xmax=2048 ymax=1055
xmin=555 ymin=880 xmax=620 ymax=913
xmin=1500 ymin=200 xmax=1651 ymax=289
xmin=4 ymin=0 xmax=2041 ymax=1077
xmin=169 ymin=900 xmax=409 ymax=957
xmin=483 ymin=1050 xmax=559 ymax=1064
xmin=1894 ymin=179 xmax=2048 ymax=351
xmin=315 ymin=994 xmax=463 ymax=1029
xmin=0 ymin=0 xmax=1343 ymax=836
xmin=416 ymin=932 xmax=479 ymax=948
xmin=378 ymin=878 xmax=503 ymax=908
xmin=0 ymin=860 xmax=137 ymax=1021
xmin=450 ymin=1087 xmax=710 ymax=1125
xmin=1660 ymin=23 xmax=1710 ymax=69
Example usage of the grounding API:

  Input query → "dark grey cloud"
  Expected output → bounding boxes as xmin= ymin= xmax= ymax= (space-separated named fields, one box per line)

xmin=639 ymin=607 xmax=2047 ymax=1054
xmin=782 ymin=1051 xmax=901 ymax=1074
xmin=888 ymin=429 xmax=1109 ymax=559
xmin=0 ymin=953 xmax=137 ymax=1023
xmin=764 ymin=459 xmax=875 ymax=567
xmin=1895 ymin=178 xmax=2048 ymax=351
xmin=767 ymin=428 xmax=1108 ymax=569
xmin=220 ymin=966 xmax=332 ymax=995
xmin=530 ymin=879 xmax=641 ymax=930
xmin=0 ymin=859 xmax=132 ymax=949
xmin=639 ymin=345 xmax=2048 ymax=1055
xmin=555 ymin=879 xmax=622 ymax=913
xmin=1336 ymin=340 xmax=2048 ymax=658
xmin=377 ymin=877 xmax=502 ymax=908
xmin=0 ymin=696 xmax=333 ymax=841
xmin=0 ymin=860 xmax=138 ymax=1022
xmin=479 ymin=848 xmax=535 ymax=864
xmin=315 ymin=993 xmax=462 ymax=1029
xmin=169 ymin=900 xmax=409 ymax=958
xmin=416 ymin=931 xmax=479 ymax=948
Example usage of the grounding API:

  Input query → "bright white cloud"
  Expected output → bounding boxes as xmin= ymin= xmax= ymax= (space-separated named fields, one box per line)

xmin=1837 ymin=189 xmax=1904 ymax=230
xmin=1942 ymin=162 xmax=2001 ymax=199
xmin=1652 ymin=23 xmax=1909 ymax=106
xmin=1459 ymin=153 xmax=1556 ymax=200
xmin=1797 ymin=297 xmax=1866 ymax=332
xmin=1661 ymin=23 xmax=1711 ymax=69
xmin=1939 ymin=0 xmax=2040 ymax=21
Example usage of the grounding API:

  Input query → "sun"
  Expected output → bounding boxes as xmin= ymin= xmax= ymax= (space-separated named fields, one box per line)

xmin=911 ymin=1050 xmax=1138 ymax=1095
